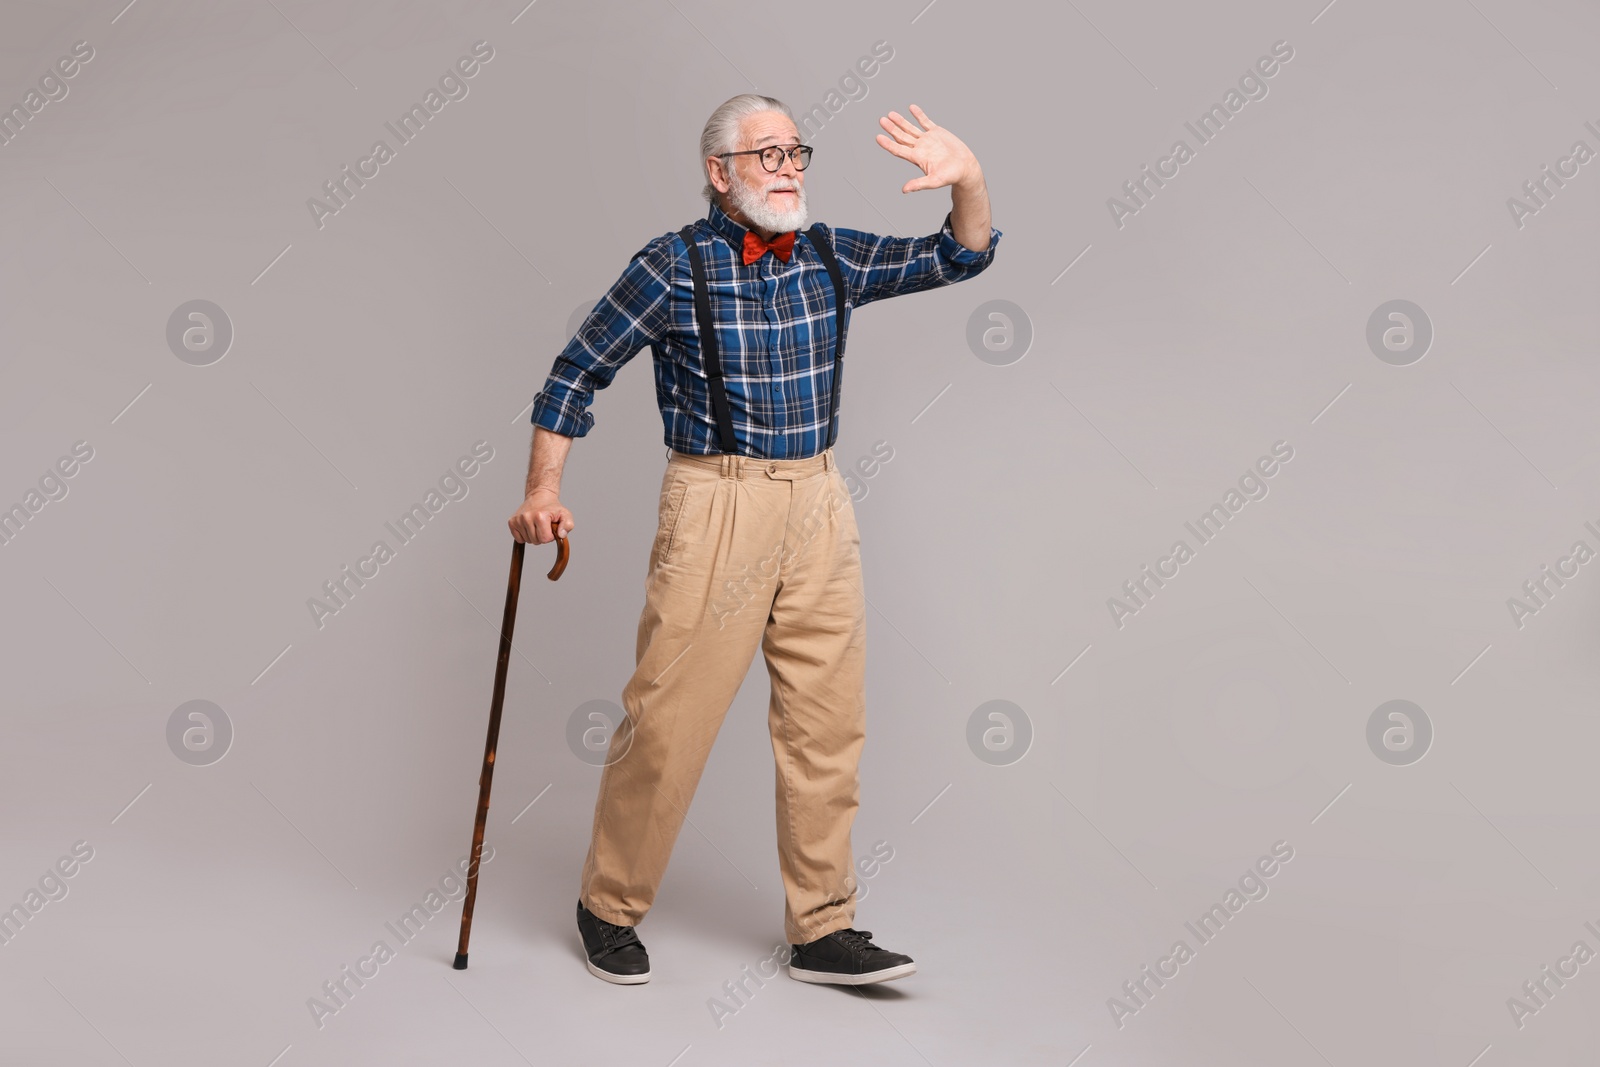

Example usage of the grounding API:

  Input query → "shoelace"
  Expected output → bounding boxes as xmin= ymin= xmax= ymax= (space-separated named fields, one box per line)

xmin=830 ymin=928 xmax=881 ymax=954
xmin=598 ymin=921 xmax=642 ymax=957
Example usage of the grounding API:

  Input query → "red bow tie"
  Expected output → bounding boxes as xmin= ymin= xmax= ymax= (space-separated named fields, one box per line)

xmin=743 ymin=228 xmax=796 ymax=265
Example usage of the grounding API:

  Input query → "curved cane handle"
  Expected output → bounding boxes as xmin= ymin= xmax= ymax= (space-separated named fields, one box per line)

xmin=547 ymin=531 xmax=571 ymax=581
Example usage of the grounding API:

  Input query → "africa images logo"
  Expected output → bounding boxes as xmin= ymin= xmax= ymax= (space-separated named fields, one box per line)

xmin=1107 ymin=39 xmax=1295 ymax=229
xmin=1107 ymin=441 xmax=1294 ymax=628
xmin=306 ymin=441 xmax=494 ymax=629
xmin=306 ymin=41 xmax=495 ymax=229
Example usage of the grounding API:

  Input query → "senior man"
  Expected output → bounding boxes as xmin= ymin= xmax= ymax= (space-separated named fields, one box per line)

xmin=508 ymin=93 xmax=1001 ymax=986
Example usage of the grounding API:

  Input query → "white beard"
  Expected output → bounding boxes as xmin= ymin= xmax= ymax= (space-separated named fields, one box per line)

xmin=727 ymin=166 xmax=808 ymax=234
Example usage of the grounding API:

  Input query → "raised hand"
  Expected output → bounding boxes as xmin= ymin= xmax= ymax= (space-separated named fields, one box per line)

xmin=874 ymin=104 xmax=981 ymax=194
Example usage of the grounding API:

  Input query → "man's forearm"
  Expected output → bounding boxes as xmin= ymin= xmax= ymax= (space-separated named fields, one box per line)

xmin=525 ymin=424 xmax=573 ymax=497
xmin=949 ymin=169 xmax=991 ymax=252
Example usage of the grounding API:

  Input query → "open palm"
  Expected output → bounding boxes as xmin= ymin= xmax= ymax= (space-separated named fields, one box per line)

xmin=875 ymin=104 xmax=979 ymax=193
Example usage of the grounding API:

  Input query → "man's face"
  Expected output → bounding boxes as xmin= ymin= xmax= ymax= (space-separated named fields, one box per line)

xmin=713 ymin=111 xmax=808 ymax=236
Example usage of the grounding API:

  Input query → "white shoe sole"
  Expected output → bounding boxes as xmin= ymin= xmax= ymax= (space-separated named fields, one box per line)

xmin=787 ymin=961 xmax=917 ymax=985
xmin=586 ymin=958 xmax=650 ymax=984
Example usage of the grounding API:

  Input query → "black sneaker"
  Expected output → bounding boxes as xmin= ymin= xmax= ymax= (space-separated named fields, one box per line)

xmin=576 ymin=899 xmax=650 ymax=984
xmin=788 ymin=927 xmax=916 ymax=985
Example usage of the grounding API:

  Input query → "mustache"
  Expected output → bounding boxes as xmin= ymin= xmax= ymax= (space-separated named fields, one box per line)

xmin=733 ymin=176 xmax=800 ymax=195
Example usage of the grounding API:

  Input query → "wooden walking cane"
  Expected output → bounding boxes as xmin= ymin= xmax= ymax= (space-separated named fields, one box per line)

xmin=453 ymin=531 xmax=571 ymax=970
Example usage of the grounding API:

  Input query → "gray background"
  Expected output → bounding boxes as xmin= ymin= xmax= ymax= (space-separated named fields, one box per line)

xmin=2 ymin=0 xmax=1598 ymax=1064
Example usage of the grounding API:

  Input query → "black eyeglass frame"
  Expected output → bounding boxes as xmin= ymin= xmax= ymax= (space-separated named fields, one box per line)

xmin=718 ymin=143 xmax=814 ymax=173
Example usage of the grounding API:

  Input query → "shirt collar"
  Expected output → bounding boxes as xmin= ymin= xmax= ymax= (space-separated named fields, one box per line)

xmin=704 ymin=197 xmax=797 ymax=258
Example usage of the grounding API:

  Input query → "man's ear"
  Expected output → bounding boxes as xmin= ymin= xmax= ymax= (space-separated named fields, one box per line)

xmin=707 ymin=156 xmax=730 ymax=195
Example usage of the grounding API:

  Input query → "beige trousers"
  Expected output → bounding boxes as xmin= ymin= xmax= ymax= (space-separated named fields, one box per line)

xmin=579 ymin=445 xmax=867 ymax=946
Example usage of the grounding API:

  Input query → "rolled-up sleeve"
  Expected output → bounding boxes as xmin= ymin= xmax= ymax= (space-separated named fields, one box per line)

xmin=529 ymin=234 xmax=676 ymax=437
xmin=829 ymin=211 xmax=1003 ymax=308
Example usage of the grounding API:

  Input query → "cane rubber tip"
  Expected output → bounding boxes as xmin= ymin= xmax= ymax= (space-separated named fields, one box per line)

xmin=452 ymin=952 xmax=469 ymax=970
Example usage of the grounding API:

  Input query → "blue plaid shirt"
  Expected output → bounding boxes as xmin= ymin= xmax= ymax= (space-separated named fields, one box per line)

xmin=528 ymin=198 xmax=1003 ymax=458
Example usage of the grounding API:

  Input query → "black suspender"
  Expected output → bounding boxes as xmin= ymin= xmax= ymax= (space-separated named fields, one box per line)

xmin=676 ymin=223 xmax=848 ymax=456
xmin=807 ymin=226 xmax=849 ymax=451
xmin=677 ymin=224 xmax=740 ymax=456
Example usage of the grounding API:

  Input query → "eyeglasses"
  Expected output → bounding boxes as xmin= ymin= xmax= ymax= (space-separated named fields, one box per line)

xmin=719 ymin=143 xmax=813 ymax=173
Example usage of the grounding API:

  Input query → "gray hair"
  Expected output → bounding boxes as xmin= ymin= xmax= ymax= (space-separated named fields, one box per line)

xmin=698 ymin=93 xmax=795 ymax=203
